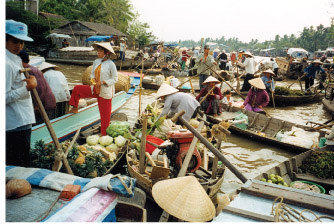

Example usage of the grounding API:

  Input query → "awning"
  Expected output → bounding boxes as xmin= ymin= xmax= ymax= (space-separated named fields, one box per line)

xmin=85 ymin=35 xmax=113 ymax=42
xmin=46 ymin=33 xmax=72 ymax=39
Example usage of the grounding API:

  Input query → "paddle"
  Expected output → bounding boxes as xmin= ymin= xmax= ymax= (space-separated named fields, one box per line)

xmin=287 ymin=73 xmax=306 ymax=89
xmin=20 ymin=68 xmax=73 ymax=175
xmin=199 ymin=85 xmax=217 ymax=104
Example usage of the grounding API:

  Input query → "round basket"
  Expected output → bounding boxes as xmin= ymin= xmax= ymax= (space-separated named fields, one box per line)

xmin=82 ymin=65 xmax=93 ymax=85
xmin=290 ymin=180 xmax=326 ymax=194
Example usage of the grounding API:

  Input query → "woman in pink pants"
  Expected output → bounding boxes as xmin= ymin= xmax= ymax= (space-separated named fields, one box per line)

xmin=68 ymin=42 xmax=118 ymax=135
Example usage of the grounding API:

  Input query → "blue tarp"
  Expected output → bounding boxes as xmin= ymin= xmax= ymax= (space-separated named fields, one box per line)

xmin=164 ymin=43 xmax=178 ymax=47
xmin=85 ymin=35 xmax=113 ymax=42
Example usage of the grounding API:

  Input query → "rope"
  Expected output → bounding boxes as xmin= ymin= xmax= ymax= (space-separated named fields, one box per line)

xmin=271 ymin=196 xmax=334 ymax=222
xmin=54 ymin=149 xmax=65 ymax=162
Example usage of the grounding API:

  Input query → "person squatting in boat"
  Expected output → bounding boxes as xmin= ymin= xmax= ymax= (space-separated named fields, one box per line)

xmin=240 ymin=77 xmax=270 ymax=114
xmin=196 ymin=76 xmax=222 ymax=117
xmin=68 ymin=42 xmax=118 ymax=136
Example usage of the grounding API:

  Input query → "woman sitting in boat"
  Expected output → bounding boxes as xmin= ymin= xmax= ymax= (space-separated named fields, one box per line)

xmin=240 ymin=77 xmax=270 ymax=114
xmin=195 ymin=76 xmax=222 ymax=117
xmin=157 ymin=83 xmax=200 ymax=122
xmin=260 ymin=69 xmax=275 ymax=94
xmin=68 ymin=42 xmax=118 ymax=136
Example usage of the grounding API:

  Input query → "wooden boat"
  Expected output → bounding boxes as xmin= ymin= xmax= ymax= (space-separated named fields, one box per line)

xmin=214 ymin=148 xmax=334 ymax=221
xmin=31 ymin=74 xmax=140 ymax=146
xmin=322 ymin=83 xmax=334 ymax=115
xmin=142 ymin=78 xmax=200 ymax=93
xmin=126 ymin=147 xmax=226 ymax=201
xmin=205 ymin=103 xmax=328 ymax=154
xmin=236 ymin=90 xmax=324 ymax=106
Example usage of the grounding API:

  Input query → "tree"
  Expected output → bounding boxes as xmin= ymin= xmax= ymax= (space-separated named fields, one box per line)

xmin=127 ymin=18 xmax=156 ymax=48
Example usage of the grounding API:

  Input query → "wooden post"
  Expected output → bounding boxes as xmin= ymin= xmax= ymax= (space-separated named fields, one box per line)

xmin=20 ymin=68 xmax=73 ymax=175
xmin=139 ymin=114 xmax=147 ymax=174
xmin=211 ymin=140 xmax=222 ymax=179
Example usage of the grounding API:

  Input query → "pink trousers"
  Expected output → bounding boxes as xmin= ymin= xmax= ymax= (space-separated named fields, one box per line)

xmin=69 ymin=85 xmax=112 ymax=136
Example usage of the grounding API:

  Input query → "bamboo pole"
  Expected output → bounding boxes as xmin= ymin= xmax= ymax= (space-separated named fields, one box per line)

xmin=139 ymin=113 xmax=147 ymax=174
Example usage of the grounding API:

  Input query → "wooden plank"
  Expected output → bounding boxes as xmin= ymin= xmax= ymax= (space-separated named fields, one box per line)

xmin=295 ymin=173 xmax=334 ymax=187
xmin=260 ymin=117 xmax=272 ymax=132
xmin=223 ymin=206 xmax=275 ymax=222
xmin=284 ymin=160 xmax=293 ymax=178
xmin=249 ymin=113 xmax=260 ymax=128
xmin=241 ymin=180 xmax=334 ymax=214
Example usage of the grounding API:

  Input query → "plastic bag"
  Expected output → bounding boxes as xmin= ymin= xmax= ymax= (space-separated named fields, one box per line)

xmin=153 ymin=119 xmax=182 ymax=139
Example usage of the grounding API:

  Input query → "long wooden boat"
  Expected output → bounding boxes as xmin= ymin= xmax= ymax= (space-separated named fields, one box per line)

xmin=237 ymin=91 xmax=325 ymax=106
xmin=206 ymin=103 xmax=327 ymax=154
xmin=214 ymin=148 xmax=334 ymax=222
xmin=322 ymin=83 xmax=334 ymax=115
xmin=31 ymin=74 xmax=140 ymax=146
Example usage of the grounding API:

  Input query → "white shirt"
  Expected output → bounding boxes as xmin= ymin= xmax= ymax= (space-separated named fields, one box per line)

xmin=6 ymin=49 xmax=35 ymax=131
xmin=272 ymin=61 xmax=278 ymax=69
xmin=120 ymin=42 xmax=125 ymax=52
xmin=90 ymin=59 xmax=118 ymax=99
xmin=222 ymin=96 xmax=234 ymax=105
xmin=240 ymin=57 xmax=257 ymax=74
xmin=43 ymin=69 xmax=70 ymax=103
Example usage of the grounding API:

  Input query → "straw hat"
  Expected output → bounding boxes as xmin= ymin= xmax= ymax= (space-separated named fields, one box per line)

xmin=156 ymin=83 xmax=179 ymax=98
xmin=311 ymin=59 xmax=322 ymax=64
xmin=92 ymin=42 xmax=117 ymax=59
xmin=152 ymin=176 xmax=215 ymax=222
xmin=38 ymin=62 xmax=59 ymax=71
xmin=243 ymin=51 xmax=253 ymax=57
xmin=262 ymin=69 xmax=275 ymax=76
xmin=249 ymin=77 xmax=266 ymax=90
xmin=195 ymin=46 xmax=201 ymax=50
xmin=203 ymin=76 xmax=220 ymax=84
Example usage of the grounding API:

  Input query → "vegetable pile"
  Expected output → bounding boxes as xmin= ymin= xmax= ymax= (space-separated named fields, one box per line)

xmin=299 ymin=150 xmax=334 ymax=179
xmin=275 ymin=86 xmax=305 ymax=96
xmin=260 ymin=173 xmax=289 ymax=187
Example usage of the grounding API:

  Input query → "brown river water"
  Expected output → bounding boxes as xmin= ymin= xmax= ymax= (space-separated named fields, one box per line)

xmin=55 ymin=62 xmax=331 ymax=195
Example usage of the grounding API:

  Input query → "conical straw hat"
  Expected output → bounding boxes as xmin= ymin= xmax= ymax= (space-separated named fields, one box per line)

xmin=38 ymin=62 xmax=59 ymax=71
xmin=243 ymin=51 xmax=253 ymax=57
xmin=152 ymin=176 xmax=216 ymax=222
xmin=249 ymin=77 xmax=266 ymax=90
xmin=156 ymin=83 xmax=179 ymax=98
xmin=311 ymin=59 xmax=322 ymax=64
xmin=203 ymin=76 xmax=220 ymax=84
xmin=262 ymin=69 xmax=275 ymax=76
xmin=92 ymin=42 xmax=117 ymax=59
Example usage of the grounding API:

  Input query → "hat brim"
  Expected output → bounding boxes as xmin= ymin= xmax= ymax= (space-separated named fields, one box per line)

xmin=8 ymin=33 xmax=33 ymax=42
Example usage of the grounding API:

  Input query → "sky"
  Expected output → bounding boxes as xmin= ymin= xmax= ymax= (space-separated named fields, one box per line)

xmin=130 ymin=0 xmax=334 ymax=43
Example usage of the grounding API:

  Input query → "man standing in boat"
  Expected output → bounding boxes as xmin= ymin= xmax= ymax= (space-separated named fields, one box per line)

xmin=304 ymin=59 xmax=330 ymax=91
xmin=6 ymin=20 xmax=36 ymax=167
xmin=237 ymin=51 xmax=257 ymax=92
xmin=195 ymin=45 xmax=216 ymax=89
xmin=240 ymin=78 xmax=270 ymax=114
xmin=217 ymin=50 xmax=228 ymax=70
xmin=119 ymin=38 xmax=126 ymax=61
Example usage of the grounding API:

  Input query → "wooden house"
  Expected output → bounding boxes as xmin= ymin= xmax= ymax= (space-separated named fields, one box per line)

xmin=51 ymin=20 xmax=128 ymax=47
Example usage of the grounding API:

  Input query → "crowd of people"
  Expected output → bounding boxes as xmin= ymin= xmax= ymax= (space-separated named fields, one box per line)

xmin=6 ymin=19 xmax=332 ymax=167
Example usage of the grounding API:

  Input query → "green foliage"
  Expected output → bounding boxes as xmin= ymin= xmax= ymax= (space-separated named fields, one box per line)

xmin=274 ymin=86 xmax=305 ymax=96
xmin=299 ymin=151 xmax=334 ymax=179
xmin=30 ymin=140 xmax=56 ymax=170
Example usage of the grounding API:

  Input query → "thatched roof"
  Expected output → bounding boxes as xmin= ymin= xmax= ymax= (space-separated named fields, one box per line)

xmin=51 ymin=20 xmax=128 ymax=37
xmin=39 ymin=12 xmax=69 ymax=26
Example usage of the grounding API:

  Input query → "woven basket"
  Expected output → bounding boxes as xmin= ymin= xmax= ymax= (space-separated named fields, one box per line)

xmin=81 ymin=66 xmax=130 ymax=93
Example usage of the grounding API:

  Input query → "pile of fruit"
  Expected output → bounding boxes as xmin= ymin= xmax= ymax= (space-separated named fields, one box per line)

xmin=260 ymin=173 xmax=289 ymax=187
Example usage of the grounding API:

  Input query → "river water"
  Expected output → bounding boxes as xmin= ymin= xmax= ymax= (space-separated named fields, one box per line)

xmin=55 ymin=62 xmax=331 ymax=195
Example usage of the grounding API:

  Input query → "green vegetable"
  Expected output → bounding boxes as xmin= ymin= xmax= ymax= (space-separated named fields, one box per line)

xmin=98 ymin=136 xmax=113 ymax=146
xmin=299 ymin=151 xmax=334 ymax=179
xmin=106 ymin=121 xmax=130 ymax=137
xmin=114 ymin=135 xmax=127 ymax=147
xmin=106 ymin=144 xmax=119 ymax=155
xmin=87 ymin=135 xmax=100 ymax=145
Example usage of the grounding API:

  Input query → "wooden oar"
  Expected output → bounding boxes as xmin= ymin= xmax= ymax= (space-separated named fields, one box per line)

xmin=199 ymin=85 xmax=216 ymax=104
xmin=20 ymin=68 xmax=73 ymax=175
xmin=287 ymin=73 xmax=306 ymax=89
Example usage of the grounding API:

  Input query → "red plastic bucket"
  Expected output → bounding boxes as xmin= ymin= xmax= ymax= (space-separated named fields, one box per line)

xmin=146 ymin=135 xmax=164 ymax=154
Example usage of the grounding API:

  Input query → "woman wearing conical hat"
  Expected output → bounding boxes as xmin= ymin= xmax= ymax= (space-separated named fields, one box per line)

xmin=195 ymin=76 xmax=222 ymax=117
xmin=68 ymin=42 xmax=118 ymax=136
xmin=240 ymin=77 xmax=270 ymax=114
xmin=260 ymin=69 xmax=275 ymax=94
xmin=157 ymin=83 xmax=200 ymax=121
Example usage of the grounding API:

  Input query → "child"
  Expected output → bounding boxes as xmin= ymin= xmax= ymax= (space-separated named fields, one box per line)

xmin=222 ymin=90 xmax=233 ymax=106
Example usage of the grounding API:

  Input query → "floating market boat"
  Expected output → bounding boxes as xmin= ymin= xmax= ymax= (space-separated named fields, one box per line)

xmin=31 ymin=73 xmax=140 ymax=147
xmin=205 ymin=103 xmax=328 ymax=154
xmin=142 ymin=78 xmax=200 ymax=93
xmin=213 ymin=148 xmax=334 ymax=222
xmin=322 ymin=83 xmax=334 ymax=115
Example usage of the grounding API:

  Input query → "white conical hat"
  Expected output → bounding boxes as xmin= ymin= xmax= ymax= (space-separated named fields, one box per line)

xmin=38 ymin=62 xmax=59 ymax=71
xmin=203 ymin=76 xmax=220 ymax=84
xmin=152 ymin=176 xmax=216 ymax=222
xmin=262 ymin=69 xmax=275 ymax=76
xmin=311 ymin=59 xmax=322 ymax=64
xmin=156 ymin=83 xmax=179 ymax=98
xmin=243 ymin=51 xmax=253 ymax=57
xmin=92 ymin=42 xmax=117 ymax=59
xmin=249 ymin=77 xmax=266 ymax=90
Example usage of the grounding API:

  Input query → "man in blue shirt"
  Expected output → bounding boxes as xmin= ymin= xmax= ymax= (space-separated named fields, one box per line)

xmin=304 ymin=59 xmax=330 ymax=91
